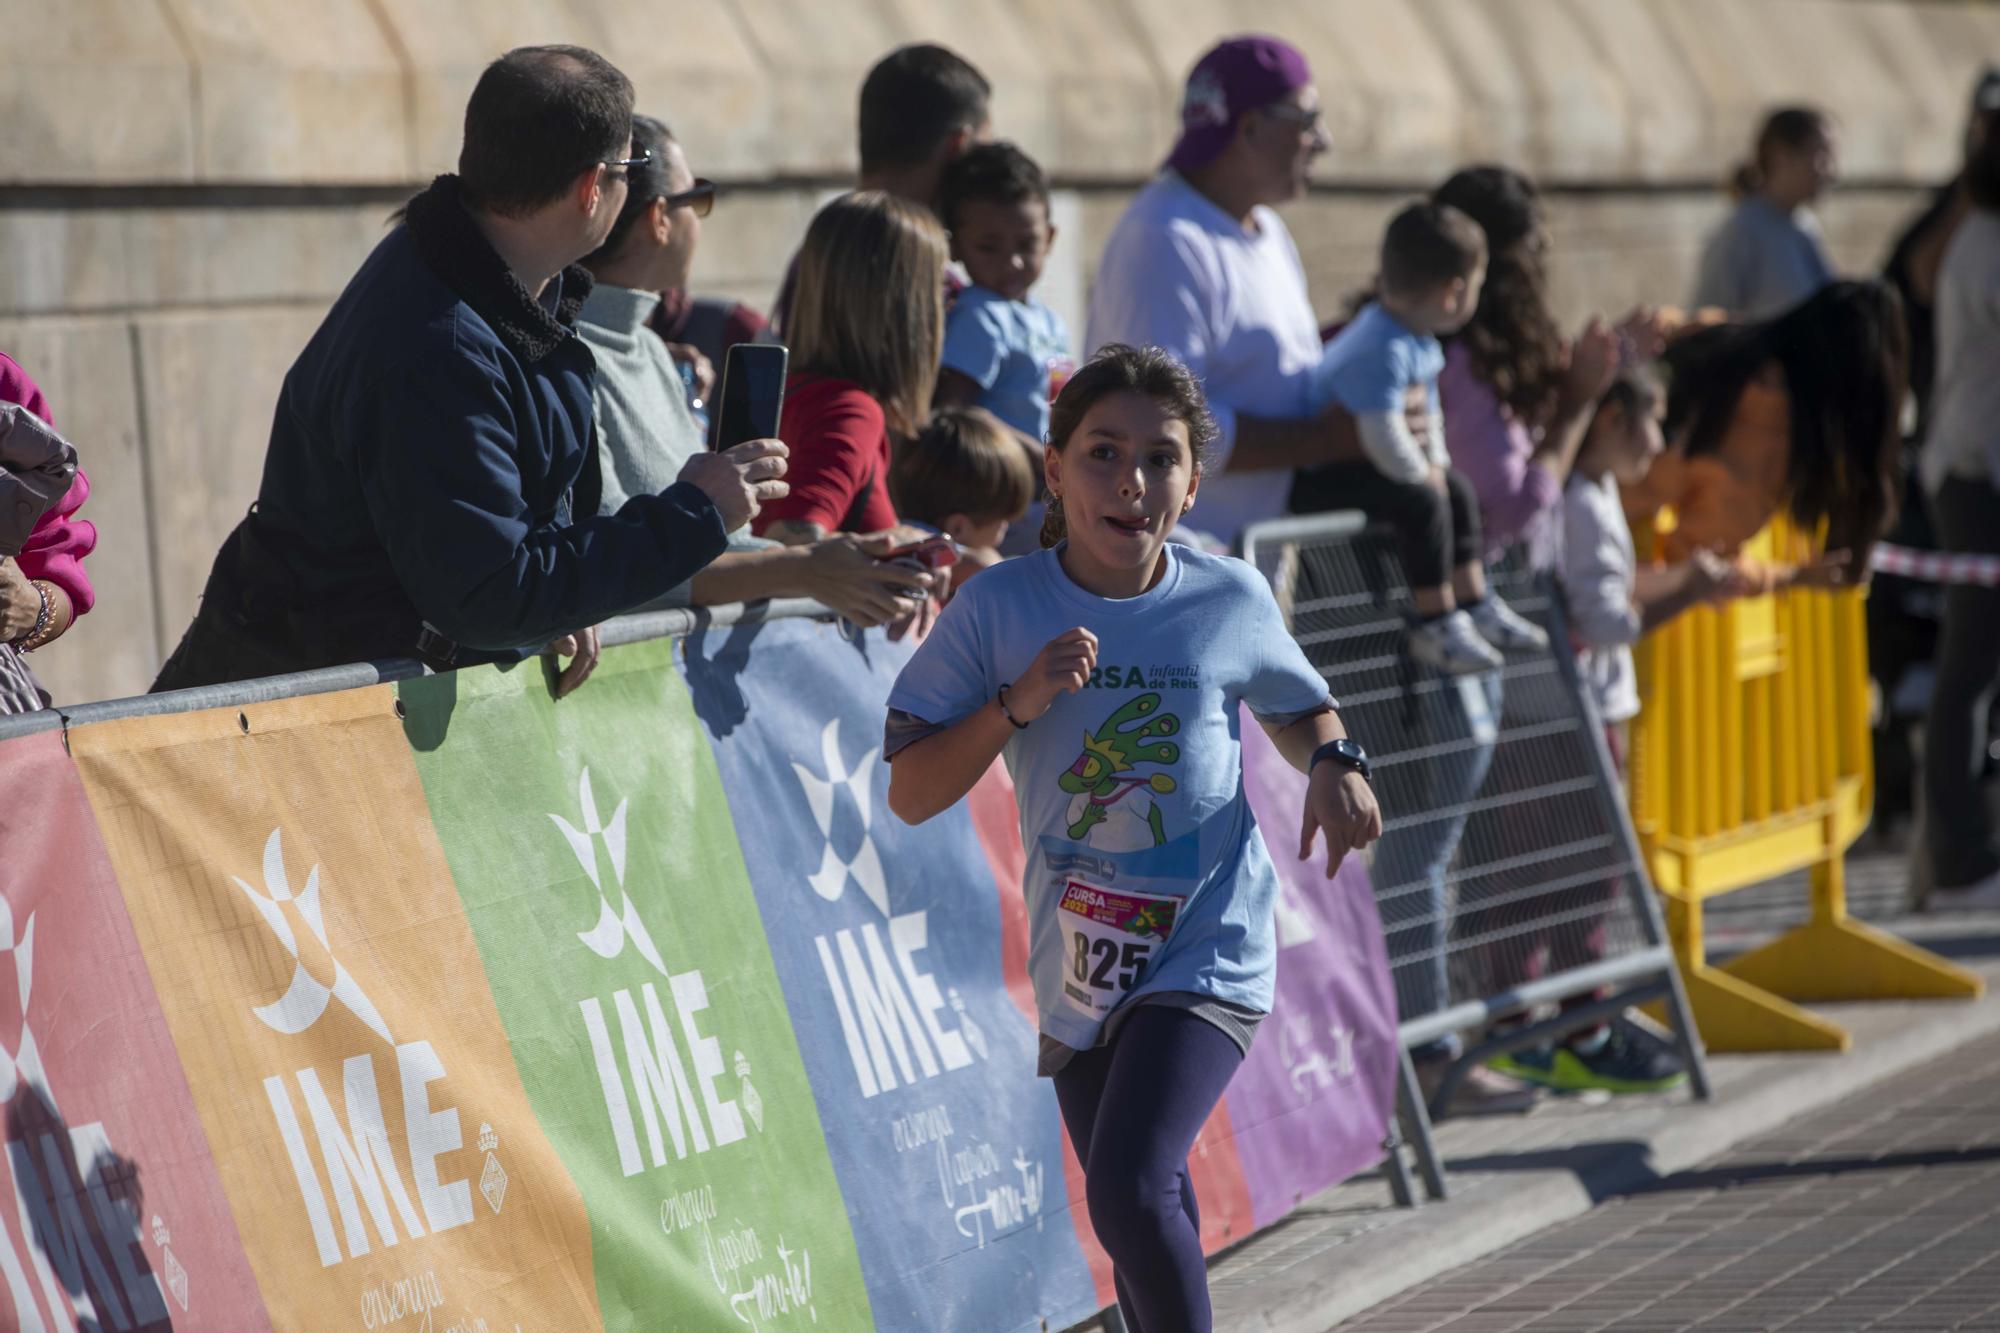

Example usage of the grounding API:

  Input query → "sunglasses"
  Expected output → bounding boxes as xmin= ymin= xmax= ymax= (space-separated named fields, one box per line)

xmin=1260 ymin=102 xmax=1330 ymax=143
xmin=600 ymin=145 xmax=653 ymax=176
xmin=664 ymin=179 xmax=717 ymax=218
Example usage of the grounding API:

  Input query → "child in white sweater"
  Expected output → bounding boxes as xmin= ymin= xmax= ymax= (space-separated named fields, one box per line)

xmin=1559 ymin=369 xmax=1740 ymax=760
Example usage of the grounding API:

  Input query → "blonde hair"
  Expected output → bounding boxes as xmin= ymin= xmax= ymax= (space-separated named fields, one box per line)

xmin=788 ymin=191 xmax=947 ymax=439
xmin=892 ymin=407 xmax=1036 ymax=528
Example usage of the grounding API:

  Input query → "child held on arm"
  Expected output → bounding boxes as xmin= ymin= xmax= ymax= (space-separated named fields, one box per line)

xmin=884 ymin=346 xmax=1381 ymax=1333
xmin=1292 ymin=202 xmax=1549 ymax=673
xmin=890 ymin=406 xmax=1036 ymax=590
xmin=933 ymin=141 xmax=1072 ymax=552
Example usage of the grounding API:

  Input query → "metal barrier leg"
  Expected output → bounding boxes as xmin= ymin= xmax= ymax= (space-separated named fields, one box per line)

xmin=1380 ymin=1117 xmax=1416 ymax=1210
xmin=1658 ymin=939 xmax=1713 ymax=1102
xmin=1718 ymin=855 xmax=1985 ymax=1010
xmin=1395 ymin=1045 xmax=1447 ymax=1202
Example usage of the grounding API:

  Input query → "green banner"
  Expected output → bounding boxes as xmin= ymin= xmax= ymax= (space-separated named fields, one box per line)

xmin=401 ymin=644 xmax=872 ymax=1332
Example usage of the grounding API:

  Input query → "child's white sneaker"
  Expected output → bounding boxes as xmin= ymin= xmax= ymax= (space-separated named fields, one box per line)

xmin=1409 ymin=610 xmax=1504 ymax=675
xmin=1928 ymin=867 xmax=2000 ymax=914
xmin=1469 ymin=594 xmax=1549 ymax=654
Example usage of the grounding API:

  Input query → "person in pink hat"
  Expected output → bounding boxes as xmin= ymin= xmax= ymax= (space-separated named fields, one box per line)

xmin=1085 ymin=35 xmax=1345 ymax=552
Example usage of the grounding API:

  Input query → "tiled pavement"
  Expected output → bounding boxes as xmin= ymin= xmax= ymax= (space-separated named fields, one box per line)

xmin=1187 ymin=853 xmax=2000 ymax=1333
xmin=1061 ymin=855 xmax=2000 ymax=1333
xmin=1334 ymin=1030 xmax=2000 ymax=1332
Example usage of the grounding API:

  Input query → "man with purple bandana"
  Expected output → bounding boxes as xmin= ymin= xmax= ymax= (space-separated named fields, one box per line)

xmin=1085 ymin=36 xmax=1341 ymax=551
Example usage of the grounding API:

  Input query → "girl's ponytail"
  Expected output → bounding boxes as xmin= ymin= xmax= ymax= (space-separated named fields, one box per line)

xmin=1040 ymin=494 xmax=1066 ymax=549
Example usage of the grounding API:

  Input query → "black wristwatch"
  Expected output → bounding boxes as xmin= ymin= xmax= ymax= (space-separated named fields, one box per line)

xmin=1310 ymin=737 xmax=1371 ymax=782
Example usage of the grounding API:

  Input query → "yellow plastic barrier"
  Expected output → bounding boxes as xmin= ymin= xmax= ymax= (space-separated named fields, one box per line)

xmin=1628 ymin=514 xmax=1983 ymax=1052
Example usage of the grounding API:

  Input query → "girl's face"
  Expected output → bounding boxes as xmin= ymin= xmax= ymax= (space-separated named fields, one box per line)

xmin=1771 ymin=129 xmax=1839 ymax=205
xmin=1046 ymin=390 xmax=1200 ymax=577
xmin=1607 ymin=393 xmax=1667 ymax=485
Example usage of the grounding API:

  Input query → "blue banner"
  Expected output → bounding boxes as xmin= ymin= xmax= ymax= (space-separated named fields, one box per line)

xmin=679 ymin=616 xmax=1099 ymax=1332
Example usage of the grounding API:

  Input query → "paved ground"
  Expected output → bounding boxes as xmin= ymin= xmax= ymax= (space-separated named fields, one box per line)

xmin=1064 ymin=853 xmax=2000 ymax=1333
xmin=1335 ymin=1030 xmax=2000 ymax=1332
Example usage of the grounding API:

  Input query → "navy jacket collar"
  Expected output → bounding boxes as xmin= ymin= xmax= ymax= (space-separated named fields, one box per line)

xmin=402 ymin=174 xmax=593 ymax=364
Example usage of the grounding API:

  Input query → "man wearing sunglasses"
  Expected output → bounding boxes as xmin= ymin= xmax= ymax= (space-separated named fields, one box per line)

xmin=155 ymin=45 xmax=785 ymax=696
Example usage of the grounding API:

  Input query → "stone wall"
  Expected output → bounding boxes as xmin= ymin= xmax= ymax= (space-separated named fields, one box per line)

xmin=1 ymin=0 xmax=1995 ymax=704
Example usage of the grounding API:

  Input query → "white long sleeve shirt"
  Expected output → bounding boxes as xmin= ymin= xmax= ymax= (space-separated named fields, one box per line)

xmin=1085 ymin=172 xmax=1324 ymax=549
xmin=1559 ymin=471 xmax=1643 ymax=725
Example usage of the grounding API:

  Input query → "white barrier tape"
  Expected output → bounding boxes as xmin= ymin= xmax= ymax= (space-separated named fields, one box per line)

xmin=1871 ymin=543 xmax=2000 ymax=587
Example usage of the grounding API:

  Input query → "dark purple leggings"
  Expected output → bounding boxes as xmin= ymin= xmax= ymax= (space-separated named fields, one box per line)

xmin=1052 ymin=1005 xmax=1245 ymax=1333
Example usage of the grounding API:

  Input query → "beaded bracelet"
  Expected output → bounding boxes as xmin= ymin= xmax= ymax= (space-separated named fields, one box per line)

xmin=14 ymin=580 xmax=54 ymax=653
xmin=996 ymin=683 xmax=1031 ymax=730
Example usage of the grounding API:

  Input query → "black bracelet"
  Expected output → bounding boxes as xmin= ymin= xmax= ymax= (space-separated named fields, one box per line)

xmin=996 ymin=683 xmax=1031 ymax=730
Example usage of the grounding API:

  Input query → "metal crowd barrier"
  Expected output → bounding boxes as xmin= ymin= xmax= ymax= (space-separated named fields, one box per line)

xmin=11 ymin=544 xmax=1717 ymax=1210
xmin=1628 ymin=514 xmax=1983 ymax=1052
xmin=0 ymin=598 xmax=832 ymax=742
xmin=1243 ymin=513 xmax=1710 ymax=1202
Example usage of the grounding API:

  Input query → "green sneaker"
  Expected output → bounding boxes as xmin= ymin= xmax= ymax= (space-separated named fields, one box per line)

xmin=1490 ymin=1019 xmax=1688 ymax=1095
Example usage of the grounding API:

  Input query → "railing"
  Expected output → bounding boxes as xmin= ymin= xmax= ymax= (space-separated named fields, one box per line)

xmin=1243 ymin=513 xmax=1709 ymax=1202
xmin=0 ymin=598 xmax=830 ymax=742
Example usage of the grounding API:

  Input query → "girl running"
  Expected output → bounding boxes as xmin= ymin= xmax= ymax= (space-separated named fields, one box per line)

xmin=884 ymin=344 xmax=1382 ymax=1332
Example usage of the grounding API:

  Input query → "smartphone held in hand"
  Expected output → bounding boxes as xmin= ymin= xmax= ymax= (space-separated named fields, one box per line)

xmin=711 ymin=343 xmax=789 ymax=451
xmin=872 ymin=535 xmax=959 ymax=571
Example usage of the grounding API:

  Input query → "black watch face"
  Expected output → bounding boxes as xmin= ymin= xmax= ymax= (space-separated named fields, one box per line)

xmin=1336 ymin=739 xmax=1366 ymax=763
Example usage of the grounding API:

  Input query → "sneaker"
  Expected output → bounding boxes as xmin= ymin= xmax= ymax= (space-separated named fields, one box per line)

xmin=1416 ymin=1058 xmax=1539 ymax=1116
xmin=1928 ymin=867 xmax=2000 ymax=913
xmin=1408 ymin=610 xmax=1504 ymax=675
xmin=1468 ymin=593 xmax=1550 ymax=654
xmin=1491 ymin=1017 xmax=1687 ymax=1095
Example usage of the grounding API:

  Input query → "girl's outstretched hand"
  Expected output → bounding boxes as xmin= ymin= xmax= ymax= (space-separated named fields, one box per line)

xmin=1008 ymin=627 xmax=1098 ymax=722
xmin=1300 ymin=765 xmax=1383 ymax=878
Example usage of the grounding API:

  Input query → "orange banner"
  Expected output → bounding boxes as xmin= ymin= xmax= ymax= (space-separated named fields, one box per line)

xmin=71 ymin=688 xmax=602 ymax=1330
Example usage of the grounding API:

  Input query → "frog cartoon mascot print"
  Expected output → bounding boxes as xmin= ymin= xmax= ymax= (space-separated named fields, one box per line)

xmin=1059 ymin=692 xmax=1181 ymax=851
xmin=1047 ymin=689 xmax=1203 ymax=1031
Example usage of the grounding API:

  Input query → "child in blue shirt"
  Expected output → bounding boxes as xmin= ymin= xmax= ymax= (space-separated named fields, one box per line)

xmin=934 ymin=141 xmax=1072 ymax=448
xmin=1292 ymin=202 xmax=1548 ymax=673
xmin=886 ymin=345 xmax=1381 ymax=1332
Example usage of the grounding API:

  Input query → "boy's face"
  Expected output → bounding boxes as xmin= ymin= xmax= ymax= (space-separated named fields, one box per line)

xmin=943 ymin=512 xmax=1012 ymax=551
xmin=1429 ymin=261 xmax=1486 ymax=335
xmin=952 ymin=197 xmax=1055 ymax=302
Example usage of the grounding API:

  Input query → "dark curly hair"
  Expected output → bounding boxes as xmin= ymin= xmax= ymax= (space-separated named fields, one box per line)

xmin=1663 ymin=280 xmax=1907 ymax=559
xmin=1042 ymin=344 xmax=1216 ymax=548
xmin=936 ymin=140 xmax=1049 ymax=234
xmin=1432 ymin=165 xmax=1566 ymax=422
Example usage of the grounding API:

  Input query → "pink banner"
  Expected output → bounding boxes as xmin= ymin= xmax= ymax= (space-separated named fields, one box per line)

xmin=0 ymin=730 xmax=266 ymax=1331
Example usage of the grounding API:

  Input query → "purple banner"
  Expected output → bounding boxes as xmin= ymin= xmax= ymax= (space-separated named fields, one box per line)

xmin=1227 ymin=708 xmax=1400 ymax=1227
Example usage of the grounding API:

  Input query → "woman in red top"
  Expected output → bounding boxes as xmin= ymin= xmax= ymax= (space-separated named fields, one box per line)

xmin=755 ymin=191 xmax=947 ymax=543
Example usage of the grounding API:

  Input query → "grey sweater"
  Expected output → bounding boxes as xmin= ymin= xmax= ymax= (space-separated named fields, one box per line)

xmin=578 ymin=282 xmax=770 ymax=607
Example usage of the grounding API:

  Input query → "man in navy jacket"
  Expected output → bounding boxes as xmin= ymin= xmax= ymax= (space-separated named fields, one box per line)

xmin=155 ymin=45 xmax=785 ymax=695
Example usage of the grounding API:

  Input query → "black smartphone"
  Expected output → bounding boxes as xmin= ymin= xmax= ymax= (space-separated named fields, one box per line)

xmin=711 ymin=342 xmax=789 ymax=451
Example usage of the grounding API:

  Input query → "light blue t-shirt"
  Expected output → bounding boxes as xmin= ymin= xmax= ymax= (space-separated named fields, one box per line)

xmin=1308 ymin=300 xmax=1445 ymax=426
xmin=1692 ymin=195 xmax=1835 ymax=320
xmin=885 ymin=544 xmax=1332 ymax=1051
xmin=941 ymin=284 xmax=1072 ymax=440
